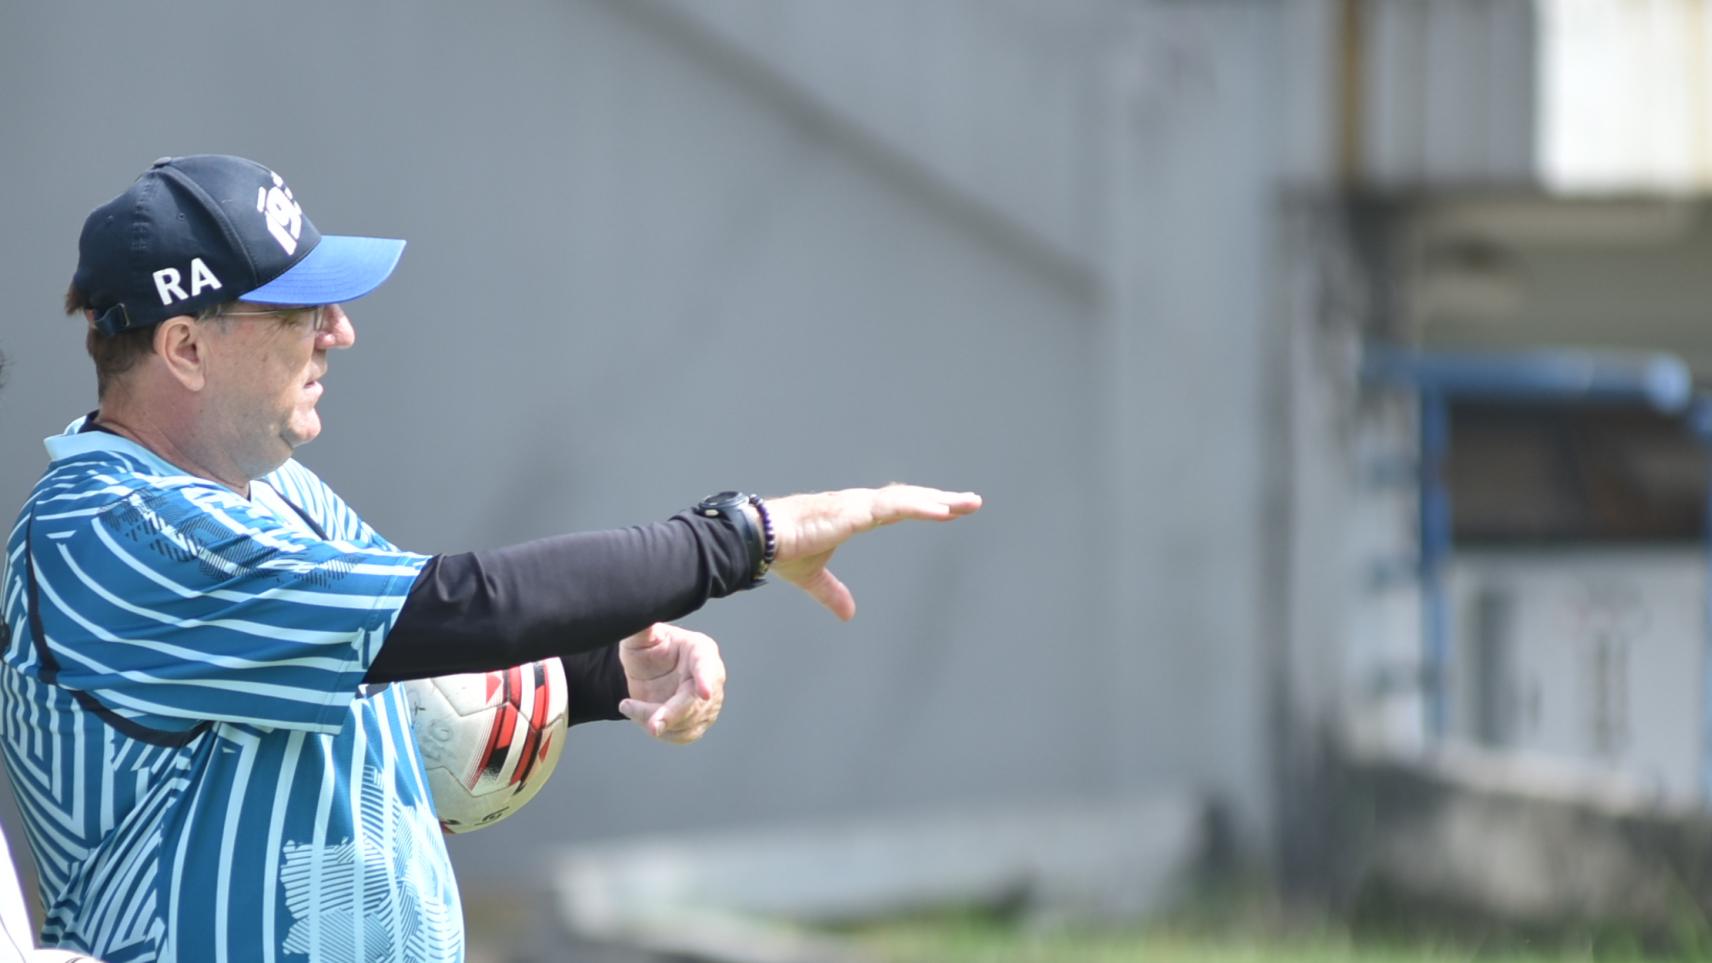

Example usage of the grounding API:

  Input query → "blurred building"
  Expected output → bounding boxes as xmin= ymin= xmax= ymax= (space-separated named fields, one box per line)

xmin=5 ymin=0 xmax=1712 ymax=951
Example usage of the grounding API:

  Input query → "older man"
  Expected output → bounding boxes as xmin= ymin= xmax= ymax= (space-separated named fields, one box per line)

xmin=4 ymin=155 xmax=980 ymax=962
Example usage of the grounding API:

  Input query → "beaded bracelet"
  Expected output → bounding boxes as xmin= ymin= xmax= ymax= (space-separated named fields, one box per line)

xmin=747 ymin=494 xmax=777 ymax=577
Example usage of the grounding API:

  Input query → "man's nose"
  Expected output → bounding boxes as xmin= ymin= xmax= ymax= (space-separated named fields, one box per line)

xmin=318 ymin=304 xmax=355 ymax=349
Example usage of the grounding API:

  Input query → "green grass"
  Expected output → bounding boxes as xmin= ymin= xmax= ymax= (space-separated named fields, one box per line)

xmin=842 ymin=911 xmax=1685 ymax=963
xmin=851 ymin=921 xmax=1650 ymax=963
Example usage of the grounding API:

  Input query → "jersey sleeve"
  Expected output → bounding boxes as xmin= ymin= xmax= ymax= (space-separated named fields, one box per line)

xmin=23 ymin=481 xmax=429 ymax=734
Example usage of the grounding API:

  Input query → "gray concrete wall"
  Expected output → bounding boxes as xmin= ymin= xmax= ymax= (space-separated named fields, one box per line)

xmin=1101 ymin=0 xmax=1293 ymax=852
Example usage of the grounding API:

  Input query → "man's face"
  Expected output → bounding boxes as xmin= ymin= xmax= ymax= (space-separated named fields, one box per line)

xmin=199 ymin=301 xmax=354 ymax=478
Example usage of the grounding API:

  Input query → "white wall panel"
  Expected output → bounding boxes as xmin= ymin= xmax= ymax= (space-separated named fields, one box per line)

xmin=1362 ymin=0 xmax=1538 ymax=186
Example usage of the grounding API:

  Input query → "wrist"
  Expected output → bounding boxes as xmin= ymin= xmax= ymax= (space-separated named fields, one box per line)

xmin=694 ymin=491 xmax=774 ymax=584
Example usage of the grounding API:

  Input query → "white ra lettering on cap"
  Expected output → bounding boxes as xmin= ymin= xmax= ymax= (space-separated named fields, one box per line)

xmin=255 ymin=171 xmax=303 ymax=256
xmin=152 ymin=258 xmax=223 ymax=306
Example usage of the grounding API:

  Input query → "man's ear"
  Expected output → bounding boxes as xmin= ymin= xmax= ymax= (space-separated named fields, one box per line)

xmin=154 ymin=315 xmax=207 ymax=391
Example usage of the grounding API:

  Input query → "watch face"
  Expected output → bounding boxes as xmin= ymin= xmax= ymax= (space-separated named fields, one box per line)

xmin=701 ymin=490 xmax=744 ymax=509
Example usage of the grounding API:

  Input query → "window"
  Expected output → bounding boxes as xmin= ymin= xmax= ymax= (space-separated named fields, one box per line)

xmin=1446 ymin=402 xmax=1706 ymax=543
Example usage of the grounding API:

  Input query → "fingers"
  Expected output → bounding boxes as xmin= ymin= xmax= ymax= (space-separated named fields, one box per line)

xmin=650 ymin=679 xmax=702 ymax=740
xmin=686 ymin=631 xmax=726 ymax=700
xmin=769 ymin=485 xmax=981 ymax=566
xmin=618 ymin=623 xmax=679 ymax=681
xmin=869 ymin=485 xmax=983 ymax=525
xmin=620 ymin=625 xmax=726 ymax=743
xmin=619 ymin=691 xmax=682 ymax=739
xmin=617 ymin=696 xmax=657 ymax=728
xmin=620 ymin=675 xmax=722 ymax=744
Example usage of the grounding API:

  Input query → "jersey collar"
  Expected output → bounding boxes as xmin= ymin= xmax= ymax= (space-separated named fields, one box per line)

xmin=44 ymin=412 xmax=195 ymax=478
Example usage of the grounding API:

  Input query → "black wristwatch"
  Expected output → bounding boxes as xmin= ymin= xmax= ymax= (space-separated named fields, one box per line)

xmin=695 ymin=491 xmax=776 ymax=583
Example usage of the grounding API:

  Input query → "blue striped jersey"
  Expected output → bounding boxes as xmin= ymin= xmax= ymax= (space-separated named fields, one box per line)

xmin=1 ymin=421 xmax=462 ymax=961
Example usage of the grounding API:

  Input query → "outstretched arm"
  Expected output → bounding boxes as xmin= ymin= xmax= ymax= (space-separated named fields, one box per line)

xmin=366 ymin=485 xmax=982 ymax=683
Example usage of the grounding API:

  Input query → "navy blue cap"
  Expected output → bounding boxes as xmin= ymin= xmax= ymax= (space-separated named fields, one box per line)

xmin=73 ymin=155 xmax=405 ymax=335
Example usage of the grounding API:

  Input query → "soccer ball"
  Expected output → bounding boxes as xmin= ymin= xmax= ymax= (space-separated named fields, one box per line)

xmin=401 ymin=658 xmax=570 ymax=833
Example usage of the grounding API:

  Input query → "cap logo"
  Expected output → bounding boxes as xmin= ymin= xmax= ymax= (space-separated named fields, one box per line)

xmin=256 ymin=171 xmax=304 ymax=256
xmin=152 ymin=257 xmax=223 ymax=306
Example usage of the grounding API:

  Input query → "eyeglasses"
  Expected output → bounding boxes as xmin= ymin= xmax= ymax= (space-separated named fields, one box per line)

xmin=211 ymin=304 xmax=335 ymax=335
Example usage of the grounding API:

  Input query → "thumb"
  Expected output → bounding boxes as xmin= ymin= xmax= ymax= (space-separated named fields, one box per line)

xmin=620 ymin=623 xmax=665 ymax=653
xmin=618 ymin=698 xmax=661 ymax=725
xmin=789 ymin=567 xmax=856 ymax=621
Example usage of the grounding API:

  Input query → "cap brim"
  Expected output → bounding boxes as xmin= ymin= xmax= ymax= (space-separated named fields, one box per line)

xmin=241 ymin=234 xmax=405 ymax=306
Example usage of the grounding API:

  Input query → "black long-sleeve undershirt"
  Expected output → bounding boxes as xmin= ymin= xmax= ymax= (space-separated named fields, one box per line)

xmin=366 ymin=511 xmax=756 ymax=724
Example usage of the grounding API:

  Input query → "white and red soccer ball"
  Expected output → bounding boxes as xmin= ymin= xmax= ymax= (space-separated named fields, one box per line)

xmin=401 ymin=658 xmax=569 ymax=833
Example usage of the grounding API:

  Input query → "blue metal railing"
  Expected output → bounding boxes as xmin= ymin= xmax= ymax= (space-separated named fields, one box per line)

xmin=1360 ymin=346 xmax=1697 ymax=760
xmin=1362 ymin=347 xmax=1693 ymax=414
xmin=1687 ymin=398 xmax=1712 ymax=802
